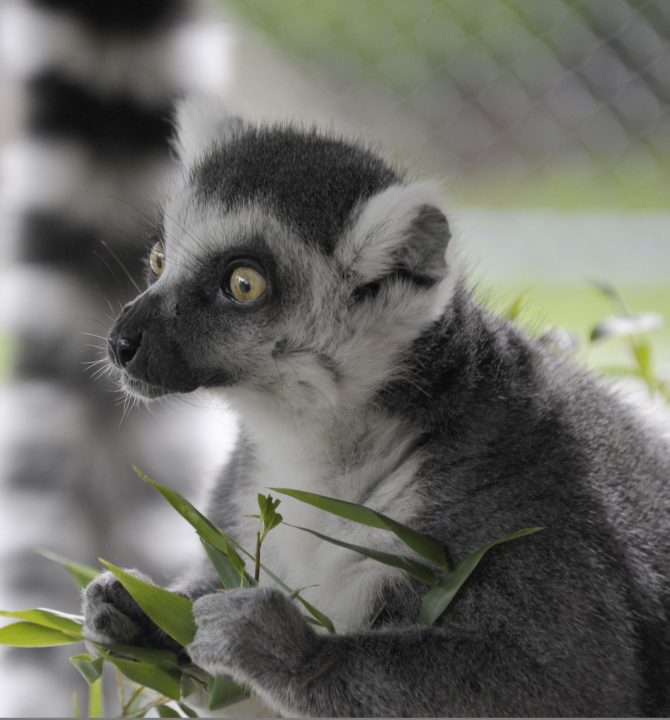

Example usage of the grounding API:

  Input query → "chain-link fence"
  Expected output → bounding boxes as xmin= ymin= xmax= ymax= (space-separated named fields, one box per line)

xmin=223 ymin=0 xmax=670 ymax=210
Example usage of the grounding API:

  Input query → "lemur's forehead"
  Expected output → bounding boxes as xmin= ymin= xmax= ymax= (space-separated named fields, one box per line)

xmin=163 ymin=192 xmax=291 ymax=265
xmin=186 ymin=125 xmax=401 ymax=254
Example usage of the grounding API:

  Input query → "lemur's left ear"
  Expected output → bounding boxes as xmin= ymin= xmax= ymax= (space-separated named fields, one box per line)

xmin=173 ymin=94 xmax=245 ymax=166
xmin=338 ymin=182 xmax=451 ymax=286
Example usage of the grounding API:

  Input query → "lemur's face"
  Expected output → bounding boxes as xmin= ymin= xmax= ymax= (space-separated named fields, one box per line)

xmin=107 ymin=125 xmax=454 ymax=408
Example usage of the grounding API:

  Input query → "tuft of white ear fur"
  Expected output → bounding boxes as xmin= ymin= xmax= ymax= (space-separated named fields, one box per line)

xmin=337 ymin=181 xmax=450 ymax=282
xmin=173 ymin=94 xmax=244 ymax=167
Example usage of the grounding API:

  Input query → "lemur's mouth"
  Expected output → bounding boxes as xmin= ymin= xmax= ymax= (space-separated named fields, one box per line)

xmin=121 ymin=375 xmax=170 ymax=401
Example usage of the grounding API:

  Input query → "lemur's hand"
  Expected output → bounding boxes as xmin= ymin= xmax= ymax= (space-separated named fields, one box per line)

xmin=189 ymin=588 xmax=319 ymax=684
xmin=82 ymin=570 xmax=181 ymax=653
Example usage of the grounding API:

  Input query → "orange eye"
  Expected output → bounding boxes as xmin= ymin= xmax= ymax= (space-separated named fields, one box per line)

xmin=228 ymin=266 xmax=267 ymax=302
xmin=149 ymin=242 xmax=165 ymax=277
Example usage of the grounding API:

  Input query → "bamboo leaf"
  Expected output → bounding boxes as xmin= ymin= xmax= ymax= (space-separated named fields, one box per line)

xmin=590 ymin=281 xmax=630 ymax=315
xmin=88 ymin=677 xmax=104 ymax=718
xmin=285 ymin=523 xmax=437 ymax=585
xmin=0 ymin=621 xmax=81 ymax=647
xmin=157 ymin=705 xmax=181 ymax=717
xmin=108 ymin=656 xmax=181 ymax=700
xmin=419 ymin=527 xmax=543 ymax=625
xmin=293 ymin=594 xmax=336 ymax=635
xmin=272 ymin=487 xmax=448 ymax=569
xmin=35 ymin=548 xmax=99 ymax=588
xmin=134 ymin=467 xmax=222 ymax=546
xmin=134 ymin=467 xmax=253 ymax=583
xmin=178 ymin=702 xmax=199 ymax=718
xmin=99 ymin=560 xmax=195 ymax=647
xmin=0 ymin=609 xmax=83 ymax=638
xmin=179 ymin=673 xmax=199 ymax=700
xmin=106 ymin=644 xmax=179 ymax=668
xmin=201 ymin=539 xmax=250 ymax=589
xmin=72 ymin=691 xmax=81 ymax=719
xmin=208 ymin=675 xmax=249 ymax=710
xmin=632 ymin=340 xmax=656 ymax=394
xmin=70 ymin=654 xmax=104 ymax=685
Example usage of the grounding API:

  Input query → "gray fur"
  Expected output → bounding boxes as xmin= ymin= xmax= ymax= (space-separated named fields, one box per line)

xmin=83 ymin=121 xmax=670 ymax=717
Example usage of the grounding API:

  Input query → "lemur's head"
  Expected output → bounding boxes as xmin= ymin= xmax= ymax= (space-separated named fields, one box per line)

xmin=108 ymin=109 xmax=456 ymax=411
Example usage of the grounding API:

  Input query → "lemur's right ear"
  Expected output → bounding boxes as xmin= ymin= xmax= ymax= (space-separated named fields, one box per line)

xmin=338 ymin=181 xmax=451 ymax=287
xmin=173 ymin=95 xmax=245 ymax=166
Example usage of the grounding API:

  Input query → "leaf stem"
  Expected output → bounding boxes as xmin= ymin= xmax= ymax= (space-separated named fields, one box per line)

xmin=114 ymin=667 xmax=126 ymax=714
xmin=122 ymin=684 xmax=144 ymax=716
xmin=254 ymin=530 xmax=262 ymax=583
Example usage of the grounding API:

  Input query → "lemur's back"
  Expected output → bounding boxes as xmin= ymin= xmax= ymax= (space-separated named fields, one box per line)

xmin=389 ymin=290 xmax=670 ymax=713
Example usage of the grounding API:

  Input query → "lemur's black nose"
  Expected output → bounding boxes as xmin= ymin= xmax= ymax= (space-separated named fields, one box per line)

xmin=108 ymin=333 xmax=141 ymax=368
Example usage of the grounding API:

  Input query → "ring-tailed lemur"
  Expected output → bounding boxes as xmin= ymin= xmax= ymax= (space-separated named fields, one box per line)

xmin=0 ymin=1 xmax=229 ymax=714
xmin=82 ymin=112 xmax=670 ymax=717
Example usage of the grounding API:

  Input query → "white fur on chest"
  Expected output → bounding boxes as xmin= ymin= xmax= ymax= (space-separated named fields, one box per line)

xmin=223 ymin=397 xmax=421 ymax=632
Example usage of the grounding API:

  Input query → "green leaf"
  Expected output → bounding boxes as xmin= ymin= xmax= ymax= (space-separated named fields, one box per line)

xmin=88 ymin=677 xmax=104 ymax=718
xmin=0 ymin=621 xmax=81 ymax=647
xmin=106 ymin=644 xmax=179 ymax=668
xmin=178 ymin=702 xmax=199 ymax=718
xmin=201 ymin=539 xmax=250 ymax=589
xmin=286 ymin=523 xmax=437 ymax=585
xmin=258 ymin=494 xmax=282 ymax=542
xmin=72 ymin=691 xmax=81 ymax=719
xmin=157 ymin=705 xmax=181 ymax=717
xmin=208 ymin=675 xmax=249 ymax=710
xmin=107 ymin=657 xmax=181 ymax=700
xmin=99 ymin=560 xmax=195 ymax=647
xmin=179 ymin=673 xmax=199 ymax=700
xmin=70 ymin=654 xmax=104 ymax=685
xmin=293 ymin=594 xmax=336 ymax=635
xmin=135 ymin=467 xmax=253 ymax=585
xmin=125 ymin=687 xmax=148 ymax=716
xmin=590 ymin=281 xmax=630 ymax=315
xmin=632 ymin=340 xmax=656 ymax=394
xmin=35 ymin=548 xmax=99 ymax=588
xmin=224 ymin=539 xmax=248 ymax=579
xmin=134 ymin=467 xmax=222 ymax=546
xmin=419 ymin=527 xmax=543 ymax=625
xmin=0 ymin=608 xmax=82 ymax=638
xmin=272 ymin=487 xmax=448 ymax=569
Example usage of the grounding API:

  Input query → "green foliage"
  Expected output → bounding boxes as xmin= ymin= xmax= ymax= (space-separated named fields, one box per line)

xmin=88 ymin=677 xmax=105 ymax=718
xmin=283 ymin=521 xmax=438 ymax=585
xmin=419 ymin=527 xmax=543 ymax=624
xmin=0 ymin=622 xmax=80 ymax=647
xmin=35 ymin=548 xmax=99 ymax=588
xmin=272 ymin=487 xmax=448 ymax=569
xmin=99 ymin=560 xmax=196 ymax=647
xmin=208 ymin=675 xmax=249 ymax=711
xmin=70 ymin=654 xmax=104 ymax=685
xmin=0 ymin=608 xmax=83 ymax=638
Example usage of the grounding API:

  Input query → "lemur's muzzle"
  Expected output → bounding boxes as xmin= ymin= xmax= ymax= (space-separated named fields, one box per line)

xmin=107 ymin=297 xmax=152 ymax=371
xmin=106 ymin=292 xmax=210 ymax=395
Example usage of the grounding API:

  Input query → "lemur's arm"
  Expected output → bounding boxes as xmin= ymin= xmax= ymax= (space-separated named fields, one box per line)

xmin=83 ymin=440 xmax=249 ymax=646
xmin=188 ymin=561 xmax=639 ymax=717
xmin=189 ymin=588 xmax=551 ymax=717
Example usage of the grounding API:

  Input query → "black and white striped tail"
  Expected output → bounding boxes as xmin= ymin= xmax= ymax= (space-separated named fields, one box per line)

xmin=0 ymin=1 xmax=230 ymax=714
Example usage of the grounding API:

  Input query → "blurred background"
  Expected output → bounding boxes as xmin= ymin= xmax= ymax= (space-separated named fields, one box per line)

xmin=217 ymin=0 xmax=669 ymax=373
xmin=0 ymin=0 xmax=668 ymax=715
